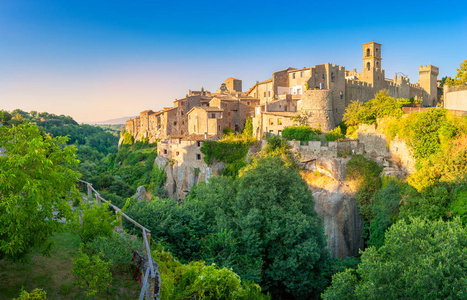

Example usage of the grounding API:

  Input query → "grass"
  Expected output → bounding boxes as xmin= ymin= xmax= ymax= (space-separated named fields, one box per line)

xmin=0 ymin=228 xmax=141 ymax=300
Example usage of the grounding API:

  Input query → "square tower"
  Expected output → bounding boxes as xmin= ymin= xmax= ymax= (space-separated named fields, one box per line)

xmin=225 ymin=78 xmax=242 ymax=93
xmin=419 ymin=65 xmax=439 ymax=106
xmin=362 ymin=42 xmax=382 ymax=70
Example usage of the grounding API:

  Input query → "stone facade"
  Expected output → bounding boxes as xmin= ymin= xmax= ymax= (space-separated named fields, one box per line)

xmin=444 ymin=85 xmax=467 ymax=115
xmin=248 ymin=42 xmax=439 ymax=139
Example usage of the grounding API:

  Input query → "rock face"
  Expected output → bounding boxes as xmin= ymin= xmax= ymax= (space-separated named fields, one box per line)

xmin=155 ymin=156 xmax=225 ymax=202
xmin=309 ymin=178 xmax=364 ymax=258
xmin=131 ymin=186 xmax=147 ymax=200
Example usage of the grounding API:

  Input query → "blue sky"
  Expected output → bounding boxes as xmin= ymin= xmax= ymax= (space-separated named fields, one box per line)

xmin=1 ymin=0 xmax=466 ymax=122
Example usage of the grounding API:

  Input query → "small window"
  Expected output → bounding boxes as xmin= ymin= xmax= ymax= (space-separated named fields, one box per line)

xmin=247 ymin=102 xmax=250 ymax=105
xmin=340 ymin=91 xmax=344 ymax=99
xmin=375 ymin=48 xmax=379 ymax=56
xmin=300 ymin=71 xmax=303 ymax=77
xmin=264 ymin=92 xmax=266 ymax=97
xmin=228 ymin=112 xmax=231 ymax=116
xmin=196 ymin=154 xmax=201 ymax=160
xmin=366 ymin=48 xmax=370 ymax=57
xmin=197 ymin=141 xmax=201 ymax=147
xmin=268 ymin=91 xmax=271 ymax=97
xmin=331 ymin=72 xmax=335 ymax=82
xmin=176 ymin=151 xmax=179 ymax=156
xmin=335 ymin=108 xmax=338 ymax=112
xmin=269 ymin=118 xmax=274 ymax=125
xmin=322 ymin=74 xmax=325 ymax=79
xmin=189 ymin=115 xmax=191 ymax=119
xmin=163 ymin=149 xmax=167 ymax=154
xmin=367 ymin=62 xmax=371 ymax=70
xmin=376 ymin=62 xmax=379 ymax=68
xmin=218 ymin=125 xmax=221 ymax=131
xmin=174 ymin=121 xmax=177 ymax=126
xmin=278 ymin=130 xmax=282 ymax=136
xmin=181 ymin=130 xmax=183 ymax=134
xmin=211 ymin=113 xmax=215 ymax=118
xmin=292 ymin=73 xmax=295 ymax=79
xmin=229 ymin=123 xmax=231 ymax=128
xmin=181 ymin=101 xmax=185 ymax=105
xmin=278 ymin=118 xmax=282 ymax=125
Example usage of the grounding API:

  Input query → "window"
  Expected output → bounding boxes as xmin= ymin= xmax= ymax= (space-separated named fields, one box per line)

xmin=300 ymin=71 xmax=303 ymax=77
xmin=375 ymin=48 xmax=379 ymax=56
xmin=278 ymin=130 xmax=282 ymax=136
xmin=322 ymin=74 xmax=325 ymax=79
xmin=194 ymin=125 xmax=196 ymax=131
xmin=367 ymin=62 xmax=370 ymax=70
xmin=228 ymin=112 xmax=230 ymax=116
xmin=264 ymin=92 xmax=266 ymax=97
xmin=189 ymin=115 xmax=191 ymax=119
xmin=335 ymin=108 xmax=338 ymax=112
xmin=376 ymin=62 xmax=379 ymax=68
xmin=331 ymin=72 xmax=335 ymax=82
xmin=174 ymin=121 xmax=177 ymax=126
xmin=229 ymin=123 xmax=231 ymax=128
xmin=196 ymin=154 xmax=201 ymax=160
xmin=211 ymin=113 xmax=215 ymax=118
xmin=163 ymin=149 xmax=167 ymax=154
xmin=181 ymin=130 xmax=183 ymax=134
xmin=176 ymin=151 xmax=179 ymax=156
xmin=268 ymin=91 xmax=271 ymax=97
xmin=366 ymin=48 xmax=370 ymax=57
xmin=218 ymin=125 xmax=221 ymax=131
xmin=181 ymin=101 xmax=185 ymax=105
xmin=197 ymin=141 xmax=201 ymax=147
xmin=278 ymin=118 xmax=282 ymax=125
xmin=247 ymin=101 xmax=250 ymax=105
xmin=292 ymin=73 xmax=295 ymax=79
xmin=269 ymin=118 xmax=274 ymax=125
xmin=340 ymin=91 xmax=344 ymax=99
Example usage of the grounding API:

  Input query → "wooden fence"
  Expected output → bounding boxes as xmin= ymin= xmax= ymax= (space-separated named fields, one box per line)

xmin=77 ymin=179 xmax=161 ymax=300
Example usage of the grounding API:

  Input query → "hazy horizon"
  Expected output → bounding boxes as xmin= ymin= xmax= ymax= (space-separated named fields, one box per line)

xmin=1 ymin=0 xmax=466 ymax=123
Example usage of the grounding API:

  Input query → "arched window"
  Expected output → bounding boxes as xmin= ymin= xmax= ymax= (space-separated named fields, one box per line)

xmin=367 ymin=62 xmax=371 ymax=70
xmin=375 ymin=48 xmax=379 ymax=56
xmin=376 ymin=62 xmax=379 ymax=68
xmin=366 ymin=48 xmax=370 ymax=57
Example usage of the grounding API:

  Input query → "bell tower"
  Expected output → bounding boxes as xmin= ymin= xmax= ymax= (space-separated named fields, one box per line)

xmin=363 ymin=42 xmax=382 ymax=70
xmin=361 ymin=42 xmax=384 ymax=89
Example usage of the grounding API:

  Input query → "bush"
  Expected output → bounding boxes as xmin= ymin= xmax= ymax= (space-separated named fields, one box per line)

xmin=325 ymin=126 xmax=344 ymax=141
xmin=281 ymin=126 xmax=321 ymax=141
xmin=73 ymin=250 xmax=112 ymax=297
xmin=13 ymin=288 xmax=47 ymax=300
xmin=84 ymin=233 xmax=142 ymax=273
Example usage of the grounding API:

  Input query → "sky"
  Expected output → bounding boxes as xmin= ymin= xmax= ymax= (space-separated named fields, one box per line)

xmin=1 ymin=0 xmax=466 ymax=123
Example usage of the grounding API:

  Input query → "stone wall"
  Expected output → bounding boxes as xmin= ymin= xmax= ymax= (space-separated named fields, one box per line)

xmin=444 ymin=86 xmax=467 ymax=112
xmin=299 ymin=89 xmax=335 ymax=132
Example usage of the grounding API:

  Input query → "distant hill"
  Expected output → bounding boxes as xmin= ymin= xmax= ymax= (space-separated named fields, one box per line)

xmin=88 ymin=116 xmax=134 ymax=125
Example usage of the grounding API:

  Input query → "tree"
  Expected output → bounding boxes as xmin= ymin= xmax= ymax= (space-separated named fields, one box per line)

xmin=234 ymin=156 xmax=331 ymax=298
xmin=455 ymin=59 xmax=467 ymax=84
xmin=0 ymin=123 xmax=80 ymax=260
xmin=13 ymin=288 xmax=47 ymax=300
xmin=73 ymin=249 xmax=112 ymax=298
xmin=323 ymin=217 xmax=467 ymax=299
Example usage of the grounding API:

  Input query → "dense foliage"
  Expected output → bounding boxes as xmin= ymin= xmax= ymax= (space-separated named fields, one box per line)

xmin=323 ymin=217 xmax=467 ymax=299
xmin=0 ymin=123 xmax=80 ymax=261
xmin=343 ymin=90 xmax=407 ymax=126
xmin=444 ymin=59 xmax=467 ymax=86
xmin=124 ymin=156 xmax=332 ymax=299
xmin=281 ymin=125 xmax=321 ymax=141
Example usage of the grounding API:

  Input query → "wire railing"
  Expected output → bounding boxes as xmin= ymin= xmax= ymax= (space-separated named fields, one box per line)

xmin=77 ymin=179 xmax=161 ymax=300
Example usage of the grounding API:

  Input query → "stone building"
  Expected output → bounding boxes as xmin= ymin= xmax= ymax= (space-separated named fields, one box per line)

xmin=249 ymin=42 xmax=439 ymax=139
xmin=125 ymin=78 xmax=259 ymax=143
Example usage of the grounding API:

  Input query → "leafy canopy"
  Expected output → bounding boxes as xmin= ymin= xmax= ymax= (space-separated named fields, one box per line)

xmin=323 ymin=217 xmax=467 ymax=299
xmin=0 ymin=123 xmax=80 ymax=261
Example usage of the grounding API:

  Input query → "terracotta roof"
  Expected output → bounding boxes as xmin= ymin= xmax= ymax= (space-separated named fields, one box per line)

xmin=258 ymin=78 xmax=273 ymax=84
xmin=262 ymin=112 xmax=300 ymax=117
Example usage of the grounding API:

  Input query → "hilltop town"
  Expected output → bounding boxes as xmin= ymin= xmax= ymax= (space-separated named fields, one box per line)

xmin=124 ymin=42 xmax=440 ymax=143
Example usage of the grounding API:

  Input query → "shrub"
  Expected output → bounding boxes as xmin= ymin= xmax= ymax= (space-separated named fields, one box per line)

xmin=281 ymin=126 xmax=321 ymax=141
xmin=325 ymin=126 xmax=344 ymax=141
xmin=73 ymin=250 xmax=112 ymax=297
xmin=13 ymin=288 xmax=47 ymax=300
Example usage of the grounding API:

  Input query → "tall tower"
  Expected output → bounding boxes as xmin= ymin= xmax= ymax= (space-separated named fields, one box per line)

xmin=361 ymin=42 xmax=385 ymax=89
xmin=419 ymin=65 xmax=439 ymax=106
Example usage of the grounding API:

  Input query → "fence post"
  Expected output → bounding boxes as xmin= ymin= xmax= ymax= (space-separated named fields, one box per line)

xmin=96 ymin=194 xmax=101 ymax=207
xmin=87 ymin=184 xmax=92 ymax=203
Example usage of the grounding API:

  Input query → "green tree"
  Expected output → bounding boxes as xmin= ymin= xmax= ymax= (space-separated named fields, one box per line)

xmin=13 ymin=288 xmax=47 ymax=300
xmin=0 ymin=123 xmax=80 ymax=260
xmin=455 ymin=59 xmax=467 ymax=84
xmin=234 ymin=156 xmax=331 ymax=298
xmin=323 ymin=217 xmax=467 ymax=299
xmin=243 ymin=117 xmax=253 ymax=136
xmin=73 ymin=249 xmax=112 ymax=298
